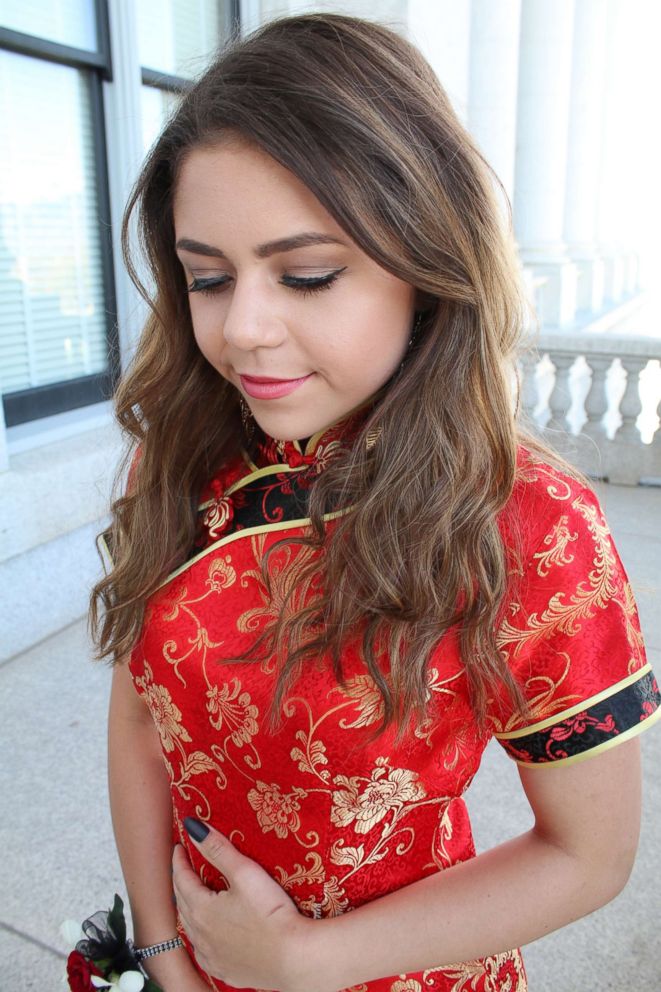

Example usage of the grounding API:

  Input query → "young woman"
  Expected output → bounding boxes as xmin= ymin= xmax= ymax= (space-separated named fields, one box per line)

xmin=92 ymin=13 xmax=660 ymax=992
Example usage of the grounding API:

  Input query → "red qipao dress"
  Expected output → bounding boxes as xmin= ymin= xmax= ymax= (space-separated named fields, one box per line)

xmin=118 ymin=412 xmax=660 ymax=992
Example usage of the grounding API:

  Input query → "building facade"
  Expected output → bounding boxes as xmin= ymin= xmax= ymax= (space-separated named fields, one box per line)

xmin=0 ymin=0 xmax=656 ymax=662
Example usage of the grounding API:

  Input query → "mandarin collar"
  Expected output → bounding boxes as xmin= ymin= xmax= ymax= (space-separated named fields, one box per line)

xmin=252 ymin=399 xmax=377 ymax=471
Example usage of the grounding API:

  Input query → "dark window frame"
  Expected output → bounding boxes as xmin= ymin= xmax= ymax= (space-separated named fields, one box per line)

xmin=141 ymin=67 xmax=191 ymax=92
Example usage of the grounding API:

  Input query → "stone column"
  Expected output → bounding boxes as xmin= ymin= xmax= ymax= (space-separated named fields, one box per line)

xmin=563 ymin=0 xmax=608 ymax=315
xmin=596 ymin=0 xmax=640 ymax=303
xmin=514 ymin=0 xmax=578 ymax=327
xmin=407 ymin=0 xmax=471 ymax=123
xmin=467 ymin=0 xmax=522 ymax=204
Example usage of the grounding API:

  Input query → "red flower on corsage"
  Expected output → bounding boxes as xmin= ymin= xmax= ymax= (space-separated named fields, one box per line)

xmin=66 ymin=950 xmax=103 ymax=991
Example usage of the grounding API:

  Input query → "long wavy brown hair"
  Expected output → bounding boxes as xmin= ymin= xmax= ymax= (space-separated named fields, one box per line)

xmin=91 ymin=12 xmax=550 ymax=745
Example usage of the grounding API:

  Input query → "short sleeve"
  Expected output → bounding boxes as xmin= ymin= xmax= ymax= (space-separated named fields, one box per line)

xmin=490 ymin=477 xmax=661 ymax=767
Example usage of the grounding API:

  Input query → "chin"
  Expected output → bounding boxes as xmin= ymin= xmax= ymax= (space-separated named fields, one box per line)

xmin=252 ymin=414 xmax=329 ymax=442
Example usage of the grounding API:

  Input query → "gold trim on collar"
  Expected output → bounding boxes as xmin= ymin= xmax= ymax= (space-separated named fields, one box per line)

xmin=156 ymin=504 xmax=355 ymax=592
xmin=198 ymin=458 xmax=319 ymax=512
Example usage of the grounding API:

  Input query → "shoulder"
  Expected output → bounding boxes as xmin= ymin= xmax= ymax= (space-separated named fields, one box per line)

xmin=488 ymin=446 xmax=654 ymax=748
xmin=499 ymin=444 xmax=605 ymax=567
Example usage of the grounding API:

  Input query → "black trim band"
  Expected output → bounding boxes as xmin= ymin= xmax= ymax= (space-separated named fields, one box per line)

xmin=500 ymin=669 xmax=660 ymax=764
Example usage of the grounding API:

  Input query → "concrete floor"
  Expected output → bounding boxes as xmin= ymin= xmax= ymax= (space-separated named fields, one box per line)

xmin=1 ymin=480 xmax=660 ymax=991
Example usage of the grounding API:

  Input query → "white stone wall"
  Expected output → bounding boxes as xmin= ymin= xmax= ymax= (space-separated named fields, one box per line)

xmin=0 ymin=419 xmax=123 ymax=662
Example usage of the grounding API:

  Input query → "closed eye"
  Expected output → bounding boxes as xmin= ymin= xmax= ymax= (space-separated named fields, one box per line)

xmin=187 ymin=266 xmax=347 ymax=298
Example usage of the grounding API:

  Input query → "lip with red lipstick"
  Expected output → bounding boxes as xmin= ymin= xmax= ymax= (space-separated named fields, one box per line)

xmin=239 ymin=372 xmax=314 ymax=399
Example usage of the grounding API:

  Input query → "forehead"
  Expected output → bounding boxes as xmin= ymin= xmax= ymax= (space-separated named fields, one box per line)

xmin=173 ymin=140 xmax=344 ymax=239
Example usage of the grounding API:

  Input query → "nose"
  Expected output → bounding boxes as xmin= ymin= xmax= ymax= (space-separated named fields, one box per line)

xmin=221 ymin=276 xmax=288 ymax=352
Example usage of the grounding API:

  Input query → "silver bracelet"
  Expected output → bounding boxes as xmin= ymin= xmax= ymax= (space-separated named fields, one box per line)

xmin=134 ymin=936 xmax=184 ymax=960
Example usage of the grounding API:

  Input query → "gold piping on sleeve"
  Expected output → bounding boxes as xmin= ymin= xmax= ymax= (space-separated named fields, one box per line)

xmin=495 ymin=663 xmax=653 ymax=740
xmin=512 ymin=705 xmax=661 ymax=769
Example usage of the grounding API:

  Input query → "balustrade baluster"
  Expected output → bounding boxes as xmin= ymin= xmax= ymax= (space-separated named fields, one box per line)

xmin=545 ymin=352 xmax=575 ymax=432
xmin=581 ymin=355 xmax=611 ymax=443
xmin=518 ymin=351 xmax=540 ymax=422
xmin=608 ymin=356 xmax=647 ymax=484
xmin=614 ymin=357 xmax=645 ymax=443
xmin=642 ymin=380 xmax=661 ymax=482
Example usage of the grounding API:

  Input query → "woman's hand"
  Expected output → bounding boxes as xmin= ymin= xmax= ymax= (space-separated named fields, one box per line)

xmin=172 ymin=819 xmax=320 ymax=992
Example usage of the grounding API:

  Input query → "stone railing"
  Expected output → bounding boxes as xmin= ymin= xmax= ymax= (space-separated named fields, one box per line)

xmin=518 ymin=301 xmax=661 ymax=486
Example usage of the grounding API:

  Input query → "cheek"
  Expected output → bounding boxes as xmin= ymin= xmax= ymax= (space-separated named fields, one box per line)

xmin=337 ymin=316 xmax=409 ymax=369
xmin=190 ymin=308 xmax=225 ymax=363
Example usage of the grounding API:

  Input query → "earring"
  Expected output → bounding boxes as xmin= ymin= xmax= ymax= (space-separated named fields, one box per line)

xmin=239 ymin=395 xmax=255 ymax=444
xmin=398 ymin=310 xmax=424 ymax=376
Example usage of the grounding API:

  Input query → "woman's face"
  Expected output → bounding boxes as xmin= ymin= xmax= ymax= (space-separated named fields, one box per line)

xmin=173 ymin=139 xmax=417 ymax=441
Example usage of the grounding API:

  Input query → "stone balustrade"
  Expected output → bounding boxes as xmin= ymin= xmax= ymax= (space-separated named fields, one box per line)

xmin=519 ymin=310 xmax=661 ymax=485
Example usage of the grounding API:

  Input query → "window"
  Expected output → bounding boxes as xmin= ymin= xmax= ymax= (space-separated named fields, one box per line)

xmin=0 ymin=0 xmax=115 ymax=427
xmin=138 ymin=0 xmax=237 ymax=153
xmin=0 ymin=0 xmax=239 ymax=430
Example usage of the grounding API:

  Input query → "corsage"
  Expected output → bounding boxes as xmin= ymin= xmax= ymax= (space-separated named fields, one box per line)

xmin=60 ymin=893 xmax=172 ymax=991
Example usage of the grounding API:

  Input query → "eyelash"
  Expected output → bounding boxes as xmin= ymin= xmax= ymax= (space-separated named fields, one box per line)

xmin=187 ymin=267 xmax=347 ymax=299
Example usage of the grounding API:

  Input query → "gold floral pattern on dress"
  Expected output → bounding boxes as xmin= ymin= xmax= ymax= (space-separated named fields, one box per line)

xmin=161 ymin=583 xmax=190 ymax=623
xmin=439 ymin=721 xmax=480 ymax=773
xmin=206 ymin=554 xmax=237 ymax=593
xmin=135 ymin=662 xmax=192 ymax=753
xmin=290 ymin=730 xmax=330 ymax=780
xmin=159 ymin=555 xmax=235 ymax=686
xmin=431 ymin=801 xmax=456 ymax=870
xmin=321 ymin=874 xmax=351 ymax=916
xmin=515 ymin=454 xmax=571 ymax=503
xmin=273 ymin=850 xmax=325 ymax=893
xmin=487 ymin=653 xmax=582 ymax=735
xmin=247 ymin=780 xmax=308 ymax=840
xmin=203 ymin=493 xmax=234 ymax=540
xmin=134 ymin=661 xmax=224 ymax=819
xmin=413 ymin=667 xmax=463 ymax=749
xmin=498 ymin=495 xmax=618 ymax=653
xmin=206 ymin=678 xmax=259 ymax=747
xmin=336 ymin=673 xmax=385 ymax=730
xmin=331 ymin=759 xmax=427 ymax=834
xmin=235 ymin=534 xmax=322 ymax=668
xmin=622 ymin=582 xmax=646 ymax=655
xmin=533 ymin=515 xmax=577 ymax=577
xmin=439 ymin=948 xmax=526 ymax=992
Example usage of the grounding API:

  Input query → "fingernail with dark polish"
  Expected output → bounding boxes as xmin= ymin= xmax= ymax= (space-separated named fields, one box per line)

xmin=183 ymin=816 xmax=210 ymax=842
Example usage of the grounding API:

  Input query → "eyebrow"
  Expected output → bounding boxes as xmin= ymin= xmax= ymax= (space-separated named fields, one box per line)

xmin=175 ymin=232 xmax=348 ymax=260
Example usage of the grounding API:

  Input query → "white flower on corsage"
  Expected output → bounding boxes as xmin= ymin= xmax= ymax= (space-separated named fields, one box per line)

xmin=91 ymin=972 xmax=145 ymax=991
xmin=60 ymin=919 xmax=85 ymax=946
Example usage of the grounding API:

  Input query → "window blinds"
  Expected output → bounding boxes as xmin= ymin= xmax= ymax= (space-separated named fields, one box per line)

xmin=0 ymin=51 xmax=108 ymax=395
